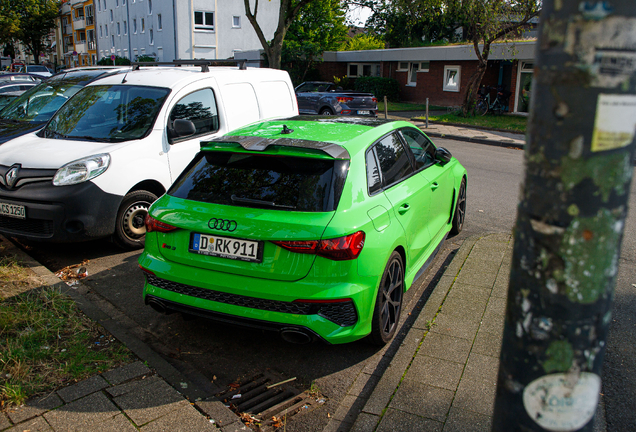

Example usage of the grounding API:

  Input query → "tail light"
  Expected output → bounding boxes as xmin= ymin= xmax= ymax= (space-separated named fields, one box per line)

xmin=336 ymin=96 xmax=354 ymax=103
xmin=145 ymin=214 xmax=178 ymax=233
xmin=372 ymin=97 xmax=378 ymax=103
xmin=138 ymin=264 xmax=155 ymax=275
xmin=272 ymin=231 xmax=365 ymax=261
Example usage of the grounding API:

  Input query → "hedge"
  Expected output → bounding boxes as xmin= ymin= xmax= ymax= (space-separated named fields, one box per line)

xmin=354 ymin=77 xmax=400 ymax=101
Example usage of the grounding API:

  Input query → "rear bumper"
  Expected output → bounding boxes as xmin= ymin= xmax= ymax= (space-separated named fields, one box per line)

xmin=139 ymin=250 xmax=380 ymax=344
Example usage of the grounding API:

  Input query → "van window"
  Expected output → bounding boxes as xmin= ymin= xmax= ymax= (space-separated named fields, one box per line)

xmin=222 ymin=83 xmax=259 ymax=131
xmin=169 ymin=88 xmax=218 ymax=140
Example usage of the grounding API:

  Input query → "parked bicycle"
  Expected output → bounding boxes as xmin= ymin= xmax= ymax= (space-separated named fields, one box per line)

xmin=475 ymin=85 xmax=511 ymax=116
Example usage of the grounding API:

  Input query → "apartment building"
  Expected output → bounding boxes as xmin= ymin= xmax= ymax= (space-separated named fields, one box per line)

xmin=60 ymin=0 xmax=98 ymax=67
xmin=94 ymin=0 xmax=279 ymax=62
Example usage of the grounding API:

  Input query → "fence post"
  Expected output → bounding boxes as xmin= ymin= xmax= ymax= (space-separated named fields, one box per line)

xmin=425 ymin=98 xmax=429 ymax=128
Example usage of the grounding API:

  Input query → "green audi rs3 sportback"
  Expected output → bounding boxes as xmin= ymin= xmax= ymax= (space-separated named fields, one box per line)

xmin=138 ymin=116 xmax=467 ymax=345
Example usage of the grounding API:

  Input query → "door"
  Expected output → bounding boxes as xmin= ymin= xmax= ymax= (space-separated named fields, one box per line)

xmin=369 ymin=132 xmax=433 ymax=269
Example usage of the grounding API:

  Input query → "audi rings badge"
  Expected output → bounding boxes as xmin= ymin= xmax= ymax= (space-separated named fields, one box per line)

xmin=208 ymin=218 xmax=238 ymax=232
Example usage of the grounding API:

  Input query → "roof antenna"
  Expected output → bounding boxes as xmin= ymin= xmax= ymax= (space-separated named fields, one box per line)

xmin=121 ymin=73 xmax=128 ymax=83
xmin=281 ymin=125 xmax=294 ymax=134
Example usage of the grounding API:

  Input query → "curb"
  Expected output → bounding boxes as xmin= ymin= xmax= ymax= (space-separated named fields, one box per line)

xmin=2 ymin=235 xmax=242 ymax=430
xmin=416 ymin=127 xmax=525 ymax=150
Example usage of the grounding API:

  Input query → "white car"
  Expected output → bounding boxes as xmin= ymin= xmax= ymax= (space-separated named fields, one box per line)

xmin=0 ymin=61 xmax=298 ymax=248
xmin=24 ymin=65 xmax=53 ymax=78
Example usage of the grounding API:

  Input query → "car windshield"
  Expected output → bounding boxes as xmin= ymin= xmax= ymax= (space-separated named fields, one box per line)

xmin=41 ymin=85 xmax=170 ymax=142
xmin=0 ymin=75 xmax=94 ymax=122
xmin=169 ymin=152 xmax=347 ymax=212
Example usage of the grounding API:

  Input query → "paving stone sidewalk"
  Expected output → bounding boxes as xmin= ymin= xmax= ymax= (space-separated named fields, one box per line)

xmin=0 ymin=361 xmax=245 ymax=432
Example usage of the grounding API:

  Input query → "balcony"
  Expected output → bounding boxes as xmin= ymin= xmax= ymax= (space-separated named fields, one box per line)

xmin=88 ymin=41 xmax=96 ymax=51
xmin=73 ymin=17 xmax=85 ymax=30
xmin=70 ymin=0 xmax=84 ymax=6
xmin=65 ymin=45 xmax=74 ymax=55
xmin=75 ymin=42 xmax=87 ymax=54
xmin=61 ymin=2 xmax=71 ymax=14
xmin=86 ymin=15 xmax=94 ymax=26
xmin=63 ymin=25 xmax=72 ymax=35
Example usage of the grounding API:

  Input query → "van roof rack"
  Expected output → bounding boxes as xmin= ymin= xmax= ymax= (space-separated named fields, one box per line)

xmin=131 ymin=59 xmax=247 ymax=72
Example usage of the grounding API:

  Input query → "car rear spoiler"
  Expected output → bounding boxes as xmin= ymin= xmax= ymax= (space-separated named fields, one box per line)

xmin=205 ymin=135 xmax=350 ymax=160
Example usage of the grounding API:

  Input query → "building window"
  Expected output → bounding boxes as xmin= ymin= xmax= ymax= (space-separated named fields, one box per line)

xmin=124 ymin=20 xmax=127 ymax=34
xmin=141 ymin=18 xmax=145 ymax=33
xmin=123 ymin=0 xmax=126 ymax=4
xmin=133 ymin=19 xmax=137 ymax=34
xmin=443 ymin=65 xmax=461 ymax=92
xmin=347 ymin=63 xmax=380 ymax=78
xmin=97 ymin=1 xmax=101 ymax=11
xmin=232 ymin=16 xmax=241 ymax=28
xmin=148 ymin=0 xmax=152 ymax=14
xmin=194 ymin=11 xmax=214 ymax=31
xmin=110 ymin=10 xmax=113 ymax=22
xmin=105 ymin=25 xmax=109 ymax=36
xmin=149 ymin=29 xmax=154 ymax=45
xmin=157 ymin=14 xmax=162 ymax=30
xmin=419 ymin=61 xmax=430 ymax=72
xmin=115 ymin=0 xmax=118 ymax=6
xmin=111 ymin=34 xmax=115 ymax=46
xmin=117 ymin=22 xmax=120 ymax=35
xmin=397 ymin=62 xmax=409 ymax=71
xmin=100 ymin=26 xmax=103 ymax=37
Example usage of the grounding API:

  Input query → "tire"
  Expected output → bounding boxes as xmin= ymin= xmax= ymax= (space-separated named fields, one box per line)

xmin=113 ymin=190 xmax=158 ymax=250
xmin=492 ymin=100 xmax=504 ymax=116
xmin=319 ymin=107 xmax=334 ymax=115
xmin=450 ymin=178 xmax=466 ymax=236
xmin=475 ymin=100 xmax=488 ymax=116
xmin=367 ymin=251 xmax=404 ymax=345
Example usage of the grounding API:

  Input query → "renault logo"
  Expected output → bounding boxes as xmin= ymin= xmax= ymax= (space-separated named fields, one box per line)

xmin=5 ymin=165 xmax=20 ymax=188
xmin=208 ymin=218 xmax=237 ymax=232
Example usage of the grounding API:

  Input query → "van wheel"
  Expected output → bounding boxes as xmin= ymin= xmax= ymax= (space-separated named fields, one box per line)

xmin=320 ymin=108 xmax=333 ymax=115
xmin=367 ymin=251 xmax=404 ymax=346
xmin=114 ymin=190 xmax=157 ymax=250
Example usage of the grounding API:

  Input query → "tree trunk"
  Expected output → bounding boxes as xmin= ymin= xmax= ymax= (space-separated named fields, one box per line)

xmin=492 ymin=1 xmax=636 ymax=431
xmin=461 ymin=40 xmax=489 ymax=116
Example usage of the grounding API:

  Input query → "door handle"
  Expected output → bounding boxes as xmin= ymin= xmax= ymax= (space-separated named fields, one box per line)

xmin=398 ymin=204 xmax=410 ymax=215
xmin=431 ymin=182 xmax=440 ymax=190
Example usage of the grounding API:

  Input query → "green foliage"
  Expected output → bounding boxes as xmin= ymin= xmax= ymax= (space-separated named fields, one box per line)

xmin=97 ymin=55 xmax=132 ymax=66
xmin=341 ymin=34 xmax=385 ymax=51
xmin=136 ymin=55 xmax=156 ymax=62
xmin=0 ymin=0 xmax=60 ymax=63
xmin=282 ymin=0 xmax=348 ymax=84
xmin=333 ymin=76 xmax=352 ymax=90
xmin=354 ymin=76 xmax=400 ymax=102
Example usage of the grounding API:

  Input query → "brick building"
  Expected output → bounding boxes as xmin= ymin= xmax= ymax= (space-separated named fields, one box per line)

xmin=317 ymin=41 xmax=536 ymax=114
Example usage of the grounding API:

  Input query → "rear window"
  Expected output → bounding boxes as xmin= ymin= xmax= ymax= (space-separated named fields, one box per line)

xmin=169 ymin=152 xmax=349 ymax=212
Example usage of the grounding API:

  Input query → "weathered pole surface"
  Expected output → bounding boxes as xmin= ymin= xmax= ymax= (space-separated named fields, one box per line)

xmin=493 ymin=1 xmax=636 ymax=431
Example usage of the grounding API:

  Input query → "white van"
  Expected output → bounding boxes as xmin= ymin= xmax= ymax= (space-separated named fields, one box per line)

xmin=0 ymin=61 xmax=298 ymax=248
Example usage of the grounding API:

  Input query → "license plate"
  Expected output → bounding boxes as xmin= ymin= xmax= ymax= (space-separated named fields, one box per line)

xmin=358 ymin=110 xmax=371 ymax=115
xmin=0 ymin=202 xmax=25 ymax=219
xmin=190 ymin=233 xmax=262 ymax=263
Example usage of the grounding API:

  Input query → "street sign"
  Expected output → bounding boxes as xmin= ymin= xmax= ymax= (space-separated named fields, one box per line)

xmin=111 ymin=55 xmax=116 ymax=61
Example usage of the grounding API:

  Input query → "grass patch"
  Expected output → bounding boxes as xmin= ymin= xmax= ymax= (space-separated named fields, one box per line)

xmin=417 ymin=111 xmax=527 ymax=133
xmin=0 ymin=254 xmax=133 ymax=408
xmin=377 ymin=101 xmax=446 ymax=112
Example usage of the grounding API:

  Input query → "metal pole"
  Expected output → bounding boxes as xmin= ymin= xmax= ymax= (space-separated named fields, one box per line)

xmin=493 ymin=1 xmax=636 ymax=431
xmin=425 ymin=98 xmax=429 ymax=128
xmin=384 ymin=95 xmax=388 ymax=120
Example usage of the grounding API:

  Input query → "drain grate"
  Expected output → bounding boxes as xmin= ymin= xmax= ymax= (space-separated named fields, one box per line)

xmin=218 ymin=372 xmax=325 ymax=430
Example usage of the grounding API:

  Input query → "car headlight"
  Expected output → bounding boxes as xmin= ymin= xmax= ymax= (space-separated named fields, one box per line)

xmin=53 ymin=154 xmax=111 ymax=186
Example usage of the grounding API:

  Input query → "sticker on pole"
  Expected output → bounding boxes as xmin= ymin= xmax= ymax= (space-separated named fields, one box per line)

xmin=523 ymin=372 xmax=601 ymax=432
xmin=591 ymin=94 xmax=636 ymax=152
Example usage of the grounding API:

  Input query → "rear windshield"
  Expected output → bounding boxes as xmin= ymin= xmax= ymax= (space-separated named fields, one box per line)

xmin=169 ymin=152 xmax=349 ymax=212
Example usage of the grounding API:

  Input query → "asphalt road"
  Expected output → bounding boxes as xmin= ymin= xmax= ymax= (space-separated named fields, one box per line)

xmin=16 ymin=139 xmax=635 ymax=431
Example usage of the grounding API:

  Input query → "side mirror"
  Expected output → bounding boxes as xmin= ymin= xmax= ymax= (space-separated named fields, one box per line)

xmin=435 ymin=147 xmax=452 ymax=164
xmin=173 ymin=119 xmax=196 ymax=138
